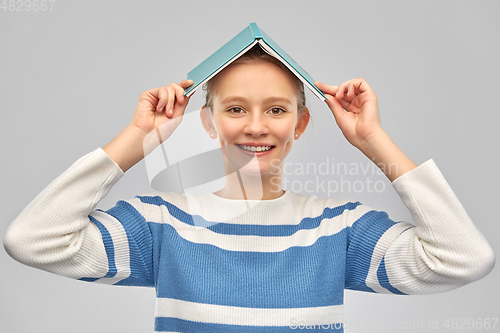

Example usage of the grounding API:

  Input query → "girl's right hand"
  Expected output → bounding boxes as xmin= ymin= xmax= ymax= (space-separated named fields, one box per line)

xmin=102 ymin=80 xmax=194 ymax=172
xmin=130 ymin=80 xmax=194 ymax=140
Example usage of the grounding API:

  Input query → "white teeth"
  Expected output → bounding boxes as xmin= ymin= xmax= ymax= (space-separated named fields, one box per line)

xmin=239 ymin=145 xmax=273 ymax=152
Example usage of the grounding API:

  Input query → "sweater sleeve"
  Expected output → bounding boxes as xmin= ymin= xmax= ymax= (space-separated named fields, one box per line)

xmin=3 ymin=148 xmax=155 ymax=287
xmin=345 ymin=159 xmax=495 ymax=295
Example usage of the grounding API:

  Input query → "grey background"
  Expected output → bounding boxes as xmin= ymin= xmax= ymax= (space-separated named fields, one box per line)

xmin=1 ymin=1 xmax=498 ymax=332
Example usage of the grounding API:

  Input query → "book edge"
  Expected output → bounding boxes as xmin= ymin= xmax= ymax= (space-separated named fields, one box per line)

xmin=256 ymin=40 xmax=326 ymax=101
xmin=184 ymin=39 xmax=259 ymax=97
xmin=185 ymin=23 xmax=326 ymax=101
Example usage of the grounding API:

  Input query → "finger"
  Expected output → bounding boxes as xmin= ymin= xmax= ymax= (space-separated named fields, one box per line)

xmin=347 ymin=82 xmax=355 ymax=98
xmin=338 ymin=98 xmax=352 ymax=112
xmin=156 ymin=86 xmax=168 ymax=113
xmin=341 ymin=80 xmax=359 ymax=103
xmin=179 ymin=79 xmax=194 ymax=99
xmin=336 ymin=81 xmax=350 ymax=99
xmin=314 ymin=81 xmax=339 ymax=95
xmin=179 ymin=79 xmax=194 ymax=89
xmin=324 ymin=93 xmax=347 ymax=123
xmin=353 ymin=77 xmax=373 ymax=94
xmin=169 ymin=84 xmax=183 ymax=106
xmin=344 ymin=78 xmax=373 ymax=97
xmin=138 ymin=87 xmax=160 ymax=111
xmin=166 ymin=85 xmax=176 ymax=118
xmin=175 ymin=80 xmax=193 ymax=104
xmin=349 ymin=78 xmax=377 ymax=106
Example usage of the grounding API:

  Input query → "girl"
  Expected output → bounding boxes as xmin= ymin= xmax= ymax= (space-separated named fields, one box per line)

xmin=4 ymin=46 xmax=495 ymax=332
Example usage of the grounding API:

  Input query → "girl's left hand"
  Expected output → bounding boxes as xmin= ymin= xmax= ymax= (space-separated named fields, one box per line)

xmin=315 ymin=78 xmax=384 ymax=151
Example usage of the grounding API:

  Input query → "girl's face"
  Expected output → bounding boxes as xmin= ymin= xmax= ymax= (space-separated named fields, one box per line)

xmin=202 ymin=61 xmax=309 ymax=177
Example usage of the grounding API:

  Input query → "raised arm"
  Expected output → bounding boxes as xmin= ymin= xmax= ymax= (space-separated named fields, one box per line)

xmin=103 ymin=80 xmax=193 ymax=171
xmin=315 ymin=79 xmax=495 ymax=293
xmin=3 ymin=81 xmax=193 ymax=285
xmin=315 ymin=78 xmax=415 ymax=182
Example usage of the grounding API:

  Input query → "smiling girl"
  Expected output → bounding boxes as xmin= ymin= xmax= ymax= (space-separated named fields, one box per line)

xmin=4 ymin=46 xmax=495 ymax=332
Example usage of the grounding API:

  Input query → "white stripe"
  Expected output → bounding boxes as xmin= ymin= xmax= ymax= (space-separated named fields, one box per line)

xmin=185 ymin=187 xmax=262 ymax=223
xmin=365 ymin=222 xmax=414 ymax=293
xmin=349 ymin=204 xmax=373 ymax=227
xmin=145 ymin=192 xmax=360 ymax=226
xmin=138 ymin=196 xmax=373 ymax=253
xmin=155 ymin=298 xmax=343 ymax=326
xmin=162 ymin=208 xmax=350 ymax=252
xmin=89 ymin=210 xmax=131 ymax=284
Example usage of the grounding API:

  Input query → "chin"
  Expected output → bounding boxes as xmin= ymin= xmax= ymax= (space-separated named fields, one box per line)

xmin=224 ymin=144 xmax=286 ymax=177
xmin=230 ymin=157 xmax=267 ymax=176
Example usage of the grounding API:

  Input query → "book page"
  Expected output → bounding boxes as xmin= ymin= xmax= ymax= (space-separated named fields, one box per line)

xmin=186 ymin=40 xmax=259 ymax=97
xmin=257 ymin=40 xmax=325 ymax=101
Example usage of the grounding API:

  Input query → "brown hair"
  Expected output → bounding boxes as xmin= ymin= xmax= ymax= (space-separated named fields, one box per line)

xmin=202 ymin=45 xmax=307 ymax=115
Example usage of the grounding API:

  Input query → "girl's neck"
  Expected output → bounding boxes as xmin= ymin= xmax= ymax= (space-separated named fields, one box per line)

xmin=213 ymin=170 xmax=285 ymax=200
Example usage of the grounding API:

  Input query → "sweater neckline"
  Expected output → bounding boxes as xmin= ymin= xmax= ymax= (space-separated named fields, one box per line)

xmin=205 ymin=190 xmax=291 ymax=203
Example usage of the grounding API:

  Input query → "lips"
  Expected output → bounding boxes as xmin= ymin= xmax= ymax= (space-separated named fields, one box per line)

xmin=236 ymin=144 xmax=276 ymax=155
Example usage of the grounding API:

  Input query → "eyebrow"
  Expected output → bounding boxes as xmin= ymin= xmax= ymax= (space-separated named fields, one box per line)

xmin=219 ymin=96 xmax=293 ymax=105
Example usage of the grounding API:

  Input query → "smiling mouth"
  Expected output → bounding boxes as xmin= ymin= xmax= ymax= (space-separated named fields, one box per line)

xmin=236 ymin=144 xmax=276 ymax=153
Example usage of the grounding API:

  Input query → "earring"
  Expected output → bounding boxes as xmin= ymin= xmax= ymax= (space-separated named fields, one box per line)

xmin=295 ymin=134 xmax=299 ymax=138
xmin=210 ymin=133 xmax=215 ymax=138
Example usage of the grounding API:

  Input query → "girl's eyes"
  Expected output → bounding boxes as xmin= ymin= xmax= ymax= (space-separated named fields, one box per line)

xmin=228 ymin=107 xmax=244 ymax=114
xmin=269 ymin=107 xmax=286 ymax=115
xmin=226 ymin=107 xmax=286 ymax=115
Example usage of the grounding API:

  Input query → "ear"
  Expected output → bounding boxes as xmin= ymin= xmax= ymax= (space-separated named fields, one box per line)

xmin=200 ymin=105 xmax=217 ymax=138
xmin=294 ymin=107 xmax=311 ymax=139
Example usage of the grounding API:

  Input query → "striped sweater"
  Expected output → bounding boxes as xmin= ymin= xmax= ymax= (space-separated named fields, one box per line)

xmin=3 ymin=148 xmax=495 ymax=332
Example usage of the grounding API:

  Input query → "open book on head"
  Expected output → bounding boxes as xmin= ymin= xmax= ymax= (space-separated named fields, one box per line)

xmin=184 ymin=23 xmax=327 ymax=101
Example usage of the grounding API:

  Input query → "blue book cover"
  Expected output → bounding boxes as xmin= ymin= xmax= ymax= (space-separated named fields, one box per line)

xmin=184 ymin=23 xmax=326 ymax=100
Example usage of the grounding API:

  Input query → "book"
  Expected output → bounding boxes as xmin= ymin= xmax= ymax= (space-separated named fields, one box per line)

xmin=184 ymin=23 xmax=327 ymax=101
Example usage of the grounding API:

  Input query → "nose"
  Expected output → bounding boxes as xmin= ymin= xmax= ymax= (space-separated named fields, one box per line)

xmin=243 ymin=111 xmax=269 ymax=137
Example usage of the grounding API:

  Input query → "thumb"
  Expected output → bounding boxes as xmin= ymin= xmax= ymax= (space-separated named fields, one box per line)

xmin=180 ymin=79 xmax=195 ymax=103
xmin=324 ymin=94 xmax=345 ymax=124
xmin=179 ymin=79 xmax=194 ymax=88
xmin=176 ymin=80 xmax=195 ymax=107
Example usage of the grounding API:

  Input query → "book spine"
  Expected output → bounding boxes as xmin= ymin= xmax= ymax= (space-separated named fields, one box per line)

xmin=249 ymin=23 xmax=262 ymax=39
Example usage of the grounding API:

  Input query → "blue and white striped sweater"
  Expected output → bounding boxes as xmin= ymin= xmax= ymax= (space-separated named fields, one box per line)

xmin=4 ymin=148 xmax=495 ymax=333
xmin=85 ymin=191 xmax=412 ymax=332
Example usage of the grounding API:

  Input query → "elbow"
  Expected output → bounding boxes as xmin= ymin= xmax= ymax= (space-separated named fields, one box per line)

xmin=3 ymin=224 xmax=24 ymax=264
xmin=468 ymin=245 xmax=496 ymax=281
xmin=3 ymin=219 xmax=69 ymax=266
xmin=439 ymin=229 xmax=496 ymax=285
xmin=453 ymin=242 xmax=496 ymax=285
xmin=3 ymin=221 xmax=36 ymax=265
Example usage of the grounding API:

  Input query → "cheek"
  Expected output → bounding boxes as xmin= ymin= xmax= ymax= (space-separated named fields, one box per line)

xmin=216 ymin=118 xmax=241 ymax=142
xmin=218 ymin=121 xmax=237 ymax=139
xmin=275 ymin=121 xmax=297 ymax=142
